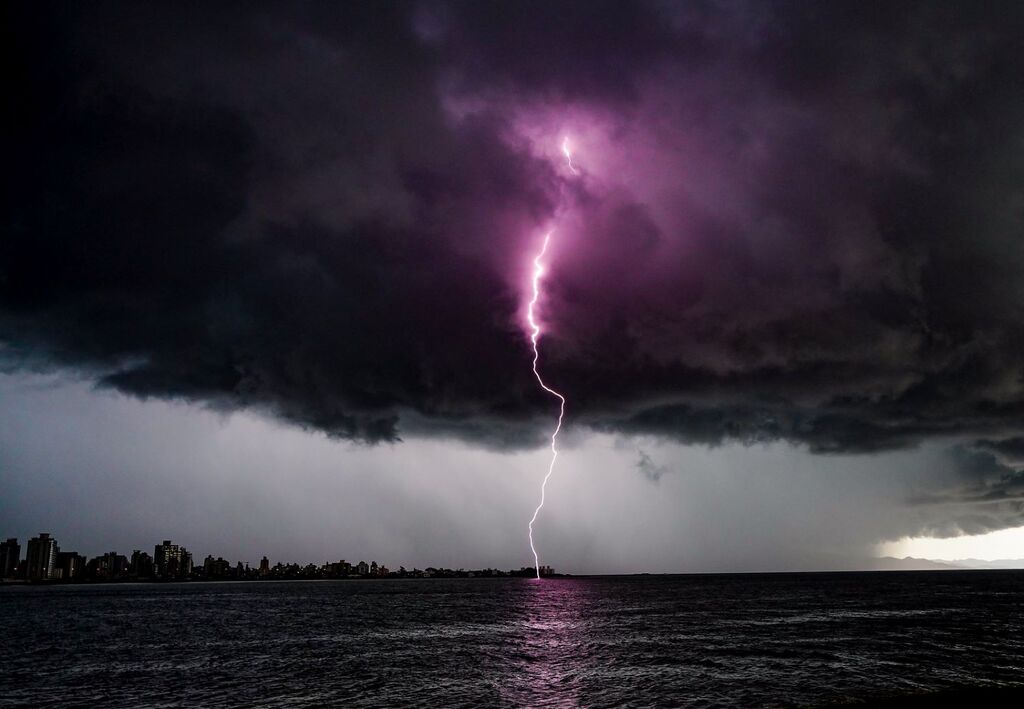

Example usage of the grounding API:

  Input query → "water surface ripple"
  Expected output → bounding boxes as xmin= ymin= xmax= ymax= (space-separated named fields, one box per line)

xmin=2 ymin=571 xmax=1023 ymax=707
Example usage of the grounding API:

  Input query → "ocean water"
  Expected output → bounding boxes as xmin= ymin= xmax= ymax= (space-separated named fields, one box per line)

xmin=2 ymin=571 xmax=1023 ymax=707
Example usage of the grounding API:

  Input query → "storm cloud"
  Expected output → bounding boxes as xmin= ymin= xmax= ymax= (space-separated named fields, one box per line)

xmin=4 ymin=1 xmax=1024 ymax=461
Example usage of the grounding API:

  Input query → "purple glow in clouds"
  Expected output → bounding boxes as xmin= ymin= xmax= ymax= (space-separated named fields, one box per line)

xmin=561 ymin=136 xmax=580 ymax=175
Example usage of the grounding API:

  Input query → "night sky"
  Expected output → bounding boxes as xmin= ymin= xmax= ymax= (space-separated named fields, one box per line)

xmin=4 ymin=2 xmax=1024 ymax=571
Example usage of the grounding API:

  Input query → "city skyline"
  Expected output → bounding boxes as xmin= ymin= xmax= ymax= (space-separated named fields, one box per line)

xmin=0 ymin=531 xmax=557 ymax=583
xmin=5 ymin=522 xmax=1020 ymax=582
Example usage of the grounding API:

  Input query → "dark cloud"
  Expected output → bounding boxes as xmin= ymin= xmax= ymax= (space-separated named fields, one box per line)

xmin=425 ymin=0 xmax=690 ymax=102
xmin=975 ymin=437 xmax=1024 ymax=466
xmin=4 ymin=1 xmax=1024 ymax=454
xmin=903 ymin=443 xmax=1024 ymax=537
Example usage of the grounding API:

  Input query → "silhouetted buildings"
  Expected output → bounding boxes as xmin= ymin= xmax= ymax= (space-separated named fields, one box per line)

xmin=88 ymin=552 xmax=129 ymax=580
xmin=154 ymin=540 xmax=192 ymax=580
xmin=130 ymin=550 xmax=154 ymax=578
xmin=327 ymin=560 xmax=351 ymax=576
xmin=0 ymin=538 xmax=19 ymax=578
xmin=203 ymin=555 xmax=232 ymax=579
xmin=55 ymin=551 xmax=86 ymax=580
xmin=0 ymin=531 xmax=561 ymax=584
xmin=26 ymin=533 xmax=57 ymax=581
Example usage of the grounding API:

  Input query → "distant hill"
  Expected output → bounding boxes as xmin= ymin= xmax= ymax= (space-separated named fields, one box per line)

xmin=870 ymin=557 xmax=1024 ymax=570
xmin=943 ymin=558 xmax=1024 ymax=570
xmin=869 ymin=557 xmax=960 ymax=570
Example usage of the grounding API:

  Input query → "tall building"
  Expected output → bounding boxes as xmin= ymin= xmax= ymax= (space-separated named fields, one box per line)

xmin=259 ymin=556 xmax=270 ymax=577
xmin=203 ymin=555 xmax=231 ymax=579
xmin=0 ymin=538 xmax=20 ymax=578
xmin=154 ymin=540 xmax=190 ymax=579
xmin=130 ymin=550 xmax=154 ymax=578
xmin=55 ymin=551 xmax=86 ymax=581
xmin=88 ymin=552 xmax=129 ymax=579
xmin=180 ymin=550 xmax=193 ymax=578
xmin=25 ymin=533 xmax=57 ymax=581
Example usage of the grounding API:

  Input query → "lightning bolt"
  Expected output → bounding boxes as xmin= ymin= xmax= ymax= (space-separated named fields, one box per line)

xmin=524 ymin=135 xmax=579 ymax=580
xmin=561 ymin=136 xmax=580 ymax=175
xmin=526 ymin=231 xmax=566 ymax=579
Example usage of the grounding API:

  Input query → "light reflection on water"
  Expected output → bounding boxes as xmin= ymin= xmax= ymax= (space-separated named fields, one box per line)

xmin=499 ymin=578 xmax=592 ymax=707
xmin=2 ymin=572 xmax=1024 ymax=707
